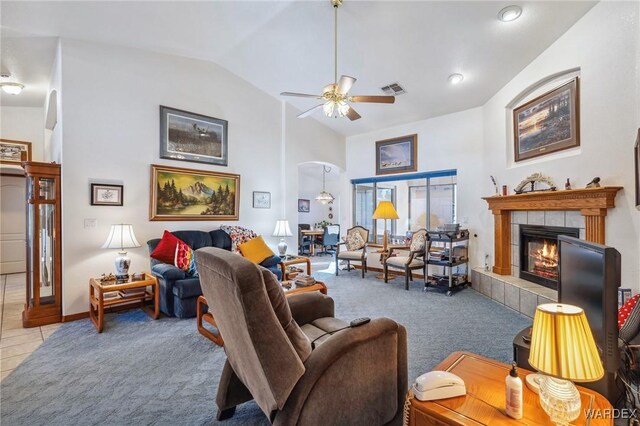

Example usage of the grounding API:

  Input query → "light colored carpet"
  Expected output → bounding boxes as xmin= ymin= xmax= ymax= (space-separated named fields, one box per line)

xmin=0 ymin=270 xmax=531 ymax=425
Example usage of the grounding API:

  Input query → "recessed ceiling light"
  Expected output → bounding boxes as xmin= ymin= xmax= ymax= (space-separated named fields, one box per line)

xmin=448 ymin=73 xmax=464 ymax=85
xmin=498 ymin=5 xmax=522 ymax=22
xmin=0 ymin=82 xmax=25 ymax=95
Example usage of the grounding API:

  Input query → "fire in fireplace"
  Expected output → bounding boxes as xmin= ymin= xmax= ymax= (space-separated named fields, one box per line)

xmin=519 ymin=224 xmax=579 ymax=289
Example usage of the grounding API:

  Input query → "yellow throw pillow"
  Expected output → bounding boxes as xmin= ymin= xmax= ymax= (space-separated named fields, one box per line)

xmin=238 ymin=236 xmax=275 ymax=264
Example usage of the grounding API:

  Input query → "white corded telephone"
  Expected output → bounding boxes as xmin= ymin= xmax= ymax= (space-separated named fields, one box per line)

xmin=413 ymin=371 xmax=466 ymax=401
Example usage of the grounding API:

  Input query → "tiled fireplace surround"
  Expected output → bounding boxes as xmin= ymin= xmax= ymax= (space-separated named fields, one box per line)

xmin=473 ymin=187 xmax=621 ymax=318
xmin=471 ymin=210 xmax=585 ymax=318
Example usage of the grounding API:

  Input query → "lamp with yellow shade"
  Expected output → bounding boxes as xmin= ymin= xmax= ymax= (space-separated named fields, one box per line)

xmin=372 ymin=201 xmax=399 ymax=253
xmin=528 ymin=303 xmax=604 ymax=425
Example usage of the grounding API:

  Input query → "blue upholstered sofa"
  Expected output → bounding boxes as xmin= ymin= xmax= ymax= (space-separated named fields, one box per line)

xmin=147 ymin=229 xmax=282 ymax=318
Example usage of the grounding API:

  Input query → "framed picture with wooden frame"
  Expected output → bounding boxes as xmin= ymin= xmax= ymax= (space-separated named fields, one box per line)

xmin=375 ymin=134 xmax=417 ymax=175
xmin=90 ymin=183 xmax=123 ymax=206
xmin=149 ymin=164 xmax=240 ymax=221
xmin=0 ymin=139 xmax=32 ymax=165
xmin=513 ymin=77 xmax=580 ymax=162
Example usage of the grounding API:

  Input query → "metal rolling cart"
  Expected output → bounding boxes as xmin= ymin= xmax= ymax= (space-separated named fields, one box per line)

xmin=425 ymin=228 xmax=470 ymax=296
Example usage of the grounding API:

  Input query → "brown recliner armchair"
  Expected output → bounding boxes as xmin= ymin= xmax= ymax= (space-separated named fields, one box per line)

xmin=195 ymin=247 xmax=407 ymax=426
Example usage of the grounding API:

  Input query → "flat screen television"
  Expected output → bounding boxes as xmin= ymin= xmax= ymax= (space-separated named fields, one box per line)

xmin=558 ymin=235 xmax=621 ymax=403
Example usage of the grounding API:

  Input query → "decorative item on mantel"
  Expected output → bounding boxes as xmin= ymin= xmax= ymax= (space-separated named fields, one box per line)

xmin=490 ymin=175 xmax=499 ymax=196
xmin=513 ymin=173 xmax=556 ymax=194
xmin=586 ymin=177 xmax=601 ymax=188
xmin=564 ymin=178 xmax=571 ymax=190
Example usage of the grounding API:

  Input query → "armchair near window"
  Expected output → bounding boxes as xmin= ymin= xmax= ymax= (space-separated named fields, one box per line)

xmin=335 ymin=226 xmax=369 ymax=278
xmin=195 ymin=247 xmax=407 ymax=426
xmin=384 ymin=229 xmax=429 ymax=290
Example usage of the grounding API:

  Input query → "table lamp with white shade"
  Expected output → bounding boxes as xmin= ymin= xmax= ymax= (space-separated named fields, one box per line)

xmin=528 ymin=303 xmax=604 ymax=425
xmin=102 ymin=224 xmax=141 ymax=279
xmin=372 ymin=201 xmax=399 ymax=253
xmin=272 ymin=220 xmax=293 ymax=257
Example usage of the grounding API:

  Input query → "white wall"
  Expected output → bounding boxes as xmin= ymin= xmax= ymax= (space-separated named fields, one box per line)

xmin=0 ymin=106 xmax=45 ymax=162
xmin=297 ymin=167 xmax=341 ymax=227
xmin=345 ymin=107 xmax=485 ymax=264
xmin=481 ymin=1 xmax=640 ymax=291
xmin=56 ymin=39 xmax=344 ymax=315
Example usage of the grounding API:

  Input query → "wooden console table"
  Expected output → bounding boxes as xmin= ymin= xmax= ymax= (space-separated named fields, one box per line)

xmin=197 ymin=281 xmax=327 ymax=346
xmin=406 ymin=352 xmax=612 ymax=425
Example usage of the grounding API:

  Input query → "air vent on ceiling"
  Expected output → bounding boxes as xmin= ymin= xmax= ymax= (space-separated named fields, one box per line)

xmin=380 ymin=82 xmax=406 ymax=96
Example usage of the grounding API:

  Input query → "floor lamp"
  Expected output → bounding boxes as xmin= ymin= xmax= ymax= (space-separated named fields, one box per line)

xmin=372 ymin=201 xmax=399 ymax=253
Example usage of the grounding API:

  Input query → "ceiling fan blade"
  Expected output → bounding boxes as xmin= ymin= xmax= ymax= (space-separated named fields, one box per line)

xmin=297 ymin=104 xmax=323 ymax=118
xmin=346 ymin=106 xmax=361 ymax=121
xmin=281 ymin=92 xmax=323 ymax=99
xmin=350 ymin=95 xmax=396 ymax=104
xmin=336 ymin=75 xmax=356 ymax=95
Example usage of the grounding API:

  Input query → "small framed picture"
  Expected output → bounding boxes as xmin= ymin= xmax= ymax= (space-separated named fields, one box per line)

xmin=91 ymin=184 xmax=123 ymax=206
xmin=298 ymin=199 xmax=310 ymax=213
xmin=253 ymin=191 xmax=271 ymax=209
xmin=0 ymin=139 xmax=32 ymax=165
xmin=375 ymin=134 xmax=418 ymax=175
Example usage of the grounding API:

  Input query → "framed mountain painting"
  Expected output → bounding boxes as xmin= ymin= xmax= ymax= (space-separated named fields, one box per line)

xmin=149 ymin=164 xmax=240 ymax=221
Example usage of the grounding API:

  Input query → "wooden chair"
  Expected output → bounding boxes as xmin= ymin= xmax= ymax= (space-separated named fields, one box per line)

xmin=335 ymin=226 xmax=369 ymax=278
xmin=384 ymin=228 xmax=430 ymax=290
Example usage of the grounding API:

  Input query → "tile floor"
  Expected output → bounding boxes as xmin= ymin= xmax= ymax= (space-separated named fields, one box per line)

xmin=0 ymin=273 xmax=61 ymax=382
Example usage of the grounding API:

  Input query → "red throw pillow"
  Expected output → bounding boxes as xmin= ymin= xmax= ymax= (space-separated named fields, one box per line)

xmin=150 ymin=230 xmax=182 ymax=264
xmin=619 ymin=294 xmax=640 ymax=342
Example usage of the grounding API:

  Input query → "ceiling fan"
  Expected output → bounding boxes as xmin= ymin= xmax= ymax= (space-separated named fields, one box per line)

xmin=280 ymin=0 xmax=395 ymax=121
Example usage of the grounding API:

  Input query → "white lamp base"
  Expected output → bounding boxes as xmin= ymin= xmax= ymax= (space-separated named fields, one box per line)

xmin=277 ymin=239 xmax=287 ymax=257
xmin=114 ymin=251 xmax=131 ymax=280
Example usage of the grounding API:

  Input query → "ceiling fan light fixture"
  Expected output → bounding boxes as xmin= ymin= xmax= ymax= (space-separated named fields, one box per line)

xmin=498 ymin=5 xmax=522 ymax=22
xmin=0 ymin=82 xmax=25 ymax=95
xmin=448 ymin=73 xmax=464 ymax=85
xmin=323 ymin=100 xmax=349 ymax=118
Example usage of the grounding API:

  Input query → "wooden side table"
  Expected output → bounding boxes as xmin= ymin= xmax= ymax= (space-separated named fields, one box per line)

xmin=405 ymin=352 xmax=613 ymax=426
xmin=279 ymin=255 xmax=311 ymax=280
xmin=197 ymin=281 xmax=327 ymax=346
xmin=89 ymin=272 xmax=159 ymax=333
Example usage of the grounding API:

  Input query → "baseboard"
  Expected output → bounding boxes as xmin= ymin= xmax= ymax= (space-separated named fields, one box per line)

xmin=62 ymin=312 xmax=89 ymax=322
xmin=62 ymin=303 xmax=149 ymax=322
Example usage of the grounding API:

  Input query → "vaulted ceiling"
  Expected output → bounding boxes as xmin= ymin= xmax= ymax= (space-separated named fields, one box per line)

xmin=1 ymin=1 xmax=596 ymax=136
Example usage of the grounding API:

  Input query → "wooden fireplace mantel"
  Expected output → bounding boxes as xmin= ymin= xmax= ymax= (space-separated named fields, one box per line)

xmin=482 ymin=187 xmax=622 ymax=275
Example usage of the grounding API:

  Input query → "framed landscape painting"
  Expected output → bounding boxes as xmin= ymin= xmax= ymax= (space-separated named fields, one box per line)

xmin=0 ymin=139 xmax=32 ymax=165
xmin=150 ymin=164 xmax=239 ymax=221
xmin=513 ymin=78 xmax=580 ymax=162
xmin=160 ymin=106 xmax=228 ymax=166
xmin=375 ymin=134 xmax=417 ymax=175
xmin=635 ymin=128 xmax=639 ymax=210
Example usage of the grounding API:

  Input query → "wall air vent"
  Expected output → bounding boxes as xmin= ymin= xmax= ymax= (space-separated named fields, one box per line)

xmin=380 ymin=82 xmax=406 ymax=96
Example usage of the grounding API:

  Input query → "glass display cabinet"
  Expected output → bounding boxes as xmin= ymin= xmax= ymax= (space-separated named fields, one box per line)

xmin=22 ymin=161 xmax=62 ymax=327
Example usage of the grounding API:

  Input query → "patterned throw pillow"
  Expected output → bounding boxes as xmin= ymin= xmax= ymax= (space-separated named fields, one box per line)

xmin=174 ymin=240 xmax=198 ymax=277
xmin=220 ymin=225 xmax=258 ymax=253
xmin=619 ymin=294 xmax=640 ymax=342
xmin=345 ymin=231 xmax=365 ymax=251
xmin=410 ymin=232 xmax=426 ymax=252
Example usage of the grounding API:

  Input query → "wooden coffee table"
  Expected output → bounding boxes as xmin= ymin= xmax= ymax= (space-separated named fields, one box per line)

xmin=406 ymin=352 xmax=613 ymax=425
xmin=197 ymin=280 xmax=327 ymax=346
xmin=89 ymin=272 xmax=159 ymax=333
